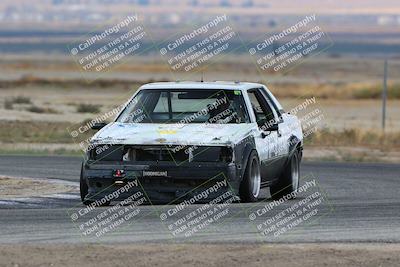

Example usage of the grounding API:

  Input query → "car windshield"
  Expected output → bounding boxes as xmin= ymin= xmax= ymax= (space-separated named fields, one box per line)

xmin=116 ymin=89 xmax=250 ymax=124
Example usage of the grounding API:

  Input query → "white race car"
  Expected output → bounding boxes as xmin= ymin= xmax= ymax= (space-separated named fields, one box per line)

xmin=80 ymin=81 xmax=303 ymax=205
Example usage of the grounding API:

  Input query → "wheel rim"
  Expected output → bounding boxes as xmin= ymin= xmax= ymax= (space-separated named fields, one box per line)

xmin=250 ymin=159 xmax=261 ymax=198
xmin=292 ymin=155 xmax=299 ymax=192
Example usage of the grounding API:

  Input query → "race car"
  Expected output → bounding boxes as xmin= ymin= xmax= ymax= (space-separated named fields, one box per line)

xmin=80 ymin=81 xmax=303 ymax=205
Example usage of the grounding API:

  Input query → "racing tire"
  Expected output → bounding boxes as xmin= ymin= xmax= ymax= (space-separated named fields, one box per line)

xmin=239 ymin=150 xmax=261 ymax=203
xmin=270 ymin=150 xmax=300 ymax=200
xmin=79 ymin=164 xmax=92 ymax=205
xmin=80 ymin=164 xmax=111 ymax=206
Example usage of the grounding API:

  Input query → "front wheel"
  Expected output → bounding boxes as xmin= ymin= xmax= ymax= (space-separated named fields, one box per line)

xmin=79 ymin=164 xmax=91 ymax=205
xmin=270 ymin=151 xmax=300 ymax=200
xmin=80 ymin=164 xmax=111 ymax=206
xmin=239 ymin=150 xmax=261 ymax=203
xmin=80 ymin=164 xmax=87 ymax=201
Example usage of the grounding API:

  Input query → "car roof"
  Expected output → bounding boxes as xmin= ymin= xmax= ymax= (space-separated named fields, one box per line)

xmin=139 ymin=81 xmax=264 ymax=91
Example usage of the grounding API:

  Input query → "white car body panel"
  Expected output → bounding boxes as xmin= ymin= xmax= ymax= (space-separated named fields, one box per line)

xmin=91 ymin=81 xmax=303 ymax=164
xmin=92 ymin=122 xmax=254 ymax=147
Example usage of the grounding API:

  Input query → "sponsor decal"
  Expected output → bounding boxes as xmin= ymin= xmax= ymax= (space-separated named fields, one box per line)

xmin=143 ymin=171 xmax=168 ymax=177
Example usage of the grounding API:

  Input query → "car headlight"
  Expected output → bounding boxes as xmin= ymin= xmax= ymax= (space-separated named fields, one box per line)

xmin=220 ymin=147 xmax=234 ymax=163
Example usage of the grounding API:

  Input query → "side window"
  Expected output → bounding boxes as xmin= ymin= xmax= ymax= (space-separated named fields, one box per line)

xmin=261 ymin=91 xmax=280 ymax=121
xmin=260 ymin=88 xmax=283 ymax=119
xmin=248 ymin=91 xmax=264 ymax=122
xmin=248 ymin=89 xmax=277 ymax=127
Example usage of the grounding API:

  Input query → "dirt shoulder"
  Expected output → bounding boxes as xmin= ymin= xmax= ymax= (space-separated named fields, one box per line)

xmin=0 ymin=176 xmax=77 ymax=199
xmin=0 ymin=243 xmax=398 ymax=267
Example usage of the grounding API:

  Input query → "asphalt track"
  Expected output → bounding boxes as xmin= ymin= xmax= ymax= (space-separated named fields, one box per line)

xmin=0 ymin=155 xmax=399 ymax=244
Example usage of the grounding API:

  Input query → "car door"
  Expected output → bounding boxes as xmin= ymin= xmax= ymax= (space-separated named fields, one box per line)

xmin=259 ymin=87 xmax=290 ymax=160
xmin=247 ymin=88 xmax=284 ymax=182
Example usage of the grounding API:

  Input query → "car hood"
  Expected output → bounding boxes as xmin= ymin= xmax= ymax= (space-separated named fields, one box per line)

xmin=91 ymin=122 xmax=254 ymax=146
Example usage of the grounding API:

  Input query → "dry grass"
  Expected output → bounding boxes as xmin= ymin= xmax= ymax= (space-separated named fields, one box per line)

xmin=0 ymin=75 xmax=143 ymax=90
xmin=0 ymin=121 xmax=87 ymax=144
xmin=269 ymin=82 xmax=400 ymax=99
xmin=306 ymin=128 xmax=400 ymax=150
xmin=1 ymin=76 xmax=399 ymax=100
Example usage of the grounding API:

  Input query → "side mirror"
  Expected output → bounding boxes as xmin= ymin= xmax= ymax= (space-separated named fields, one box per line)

xmin=265 ymin=124 xmax=279 ymax=131
xmin=260 ymin=123 xmax=279 ymax=138
xmin=91 ymin=122 xmax=107 ymax=130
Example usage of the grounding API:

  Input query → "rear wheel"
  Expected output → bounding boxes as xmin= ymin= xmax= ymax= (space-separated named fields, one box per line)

xmin=239 ymin=151 xmax=261 ymax=202
xmin=270 ymin=151 xmax=300 ymax=200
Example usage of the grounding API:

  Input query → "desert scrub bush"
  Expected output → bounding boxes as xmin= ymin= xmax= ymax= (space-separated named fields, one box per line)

xmin=3 ymin=96 xmax=32 ymax=109
xmin=11 ymin=96 xmax=32 ymax=104
xmin=350 ymin=83 xmax=400 ymax=99
xmin=4 ymin=99 xmax=13 ymax=110
xmin=26 ymin=105 xmax=59 ymax=114
xmin=76 ymin=103 xmax=101 ymax=114
xmin=388 ymin=84 xmax=400 ymax=99
xmin=351 ymin=86 xmax=381 ymax=99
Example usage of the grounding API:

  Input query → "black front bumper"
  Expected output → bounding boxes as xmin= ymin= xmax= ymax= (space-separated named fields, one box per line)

xmin=83 ymin=160 xmax=241 ymax=204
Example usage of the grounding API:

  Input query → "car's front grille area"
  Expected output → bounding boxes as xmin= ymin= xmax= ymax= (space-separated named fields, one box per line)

xmin=89 ymin=145 xmax=233 ymax=163
xmin=134 ymin=146 xmax=187 ymax=162
xmin=89 ymin=144 xmax=124 ymax=161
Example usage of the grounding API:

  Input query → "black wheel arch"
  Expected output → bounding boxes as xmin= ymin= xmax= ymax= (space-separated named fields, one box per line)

xmin=233 ymin=135 xmax=258 ymax=183
xmin=287 ymin=135 xmax=303 ymax=163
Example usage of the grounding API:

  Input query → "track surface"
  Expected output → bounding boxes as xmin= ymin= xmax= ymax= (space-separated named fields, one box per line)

xmin=0 ymin=155 xmax=399 ymax=244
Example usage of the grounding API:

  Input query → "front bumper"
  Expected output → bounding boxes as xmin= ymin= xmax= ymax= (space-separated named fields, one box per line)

xmin=83 ymin=160 xmax=241 ymax=204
